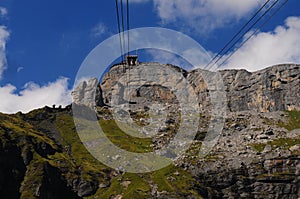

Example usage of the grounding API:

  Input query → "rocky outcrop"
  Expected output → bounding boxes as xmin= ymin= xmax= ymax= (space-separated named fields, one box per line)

xmin=185 ymin=110 xmax=300 ymax=199
xmin=0 ymin=142 xmax=26 ymax=198
xmin=36 ymin=162 xmax=81 ymax=199
xmin=0 ymin=107 xmax=101 ymax=199
xmin=0 ymin=63 xmax=299 ymax=199
xmin=72 ymin=78 xmax=104 ymax=108
xmin=97 ymin=63 xmax=300 ymax=198
xmin=99 ymin=63 xmax=300 ymax=112
xmin=219 ymin=64 xmax=300 ymax=112
xmin=195 ymin=155 xmax=299 ymax=199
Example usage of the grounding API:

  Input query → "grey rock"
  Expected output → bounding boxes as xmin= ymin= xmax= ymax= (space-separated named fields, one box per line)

xmin=77 ymin=181 xmax=95 ymax=197
xmin=72 ymin=78 xmax=104 ymax=108
xmin=100 ymin=63 xmax=300 ymax=113
xmin=71 ymin=63 xmax=300 ymax=199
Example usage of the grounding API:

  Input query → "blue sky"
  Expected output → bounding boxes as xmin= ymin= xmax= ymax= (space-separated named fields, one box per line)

xmin=0 ymin=0 xmax=299 ymax=113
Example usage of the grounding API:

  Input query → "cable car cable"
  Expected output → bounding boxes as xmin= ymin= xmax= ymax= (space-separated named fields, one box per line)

xmin=205 ymin=0 xmax=273 ymax=69
xmin=115 ymin=0 xmax=124 ymax=62
xmin=206 ymin=0 xmax=282 ymax=70
xmin=218 ymin=0 xmax=289 ymax=68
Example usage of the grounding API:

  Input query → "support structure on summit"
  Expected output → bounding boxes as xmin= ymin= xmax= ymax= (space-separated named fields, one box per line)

xmin=126 ymin=55 xmax=138 ymax=66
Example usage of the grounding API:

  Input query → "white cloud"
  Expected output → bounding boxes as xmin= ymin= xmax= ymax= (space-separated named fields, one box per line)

xmin=91 ymin=22 xmax=107 ymax=38
xmin=0 ymin=77 xmax=72 ymax=114
xmin=0 ymin=26 xmax=9 ymax=79
xmin=152 ymin=0 xmax=263 ymax=33
xmin=223 ymin=16 xmax=300 ymax=72
xmin=0 ymin=7 xmax=7 ymax=18
xmin=0 ymin=9 xmax=77 ymax=114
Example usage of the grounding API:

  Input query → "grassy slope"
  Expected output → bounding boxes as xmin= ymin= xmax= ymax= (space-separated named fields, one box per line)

xmin=250 ymin=111 xmax=300 ymax=153
xmin=0 ymin=108 xmax=204 ymax=198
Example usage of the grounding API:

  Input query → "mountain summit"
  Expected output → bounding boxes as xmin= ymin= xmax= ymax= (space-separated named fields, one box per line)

xmin=0 ymin=63 xmax=299 ymax=198
xmin=74 ymin=63 xmax=300 ymax=112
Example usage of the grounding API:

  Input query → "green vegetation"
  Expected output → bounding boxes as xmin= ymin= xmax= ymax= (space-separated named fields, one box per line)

xmin=185 ymin=141 xmax=203 ymax=165
xmin=100 ymin=119 xmax=153 ymax=153
xmin=54 ymin=113 xmax=109 ymax=184
xmin=95 ymin=165 xmax=203 ymax=199
xmin=0 ymin=112 xmax=64 ymax=198
xmin=270 ymin=137 xmax=300 ymax=150
xmin=0 ymin=112 xmax=58 ymax=150
xmin=263 ymin=110 xmax=300 ymax=131
xmin=95 ymin=173 xmax=151 ymax=199
xmin=257 ymin=170 xmax=296 ymax=180
xmin=3 ymin=107 xmax=298 ymax=198
xmin=278 ymin=110 xmax=300 ymax=131
xmin=130 ymin=110 xmax=150 ymax=126
xmin=250 ymin=136 xmax=300 ymax=152
xmin=20 ymin=154 xmax=47 ymax=198
xmin=251 ymin=111 xmax=300 ymax=152
xmin=250 ymin=143 xmax=265 ymax=152
xmin=0 ymin=108 xmax=205 ymax=198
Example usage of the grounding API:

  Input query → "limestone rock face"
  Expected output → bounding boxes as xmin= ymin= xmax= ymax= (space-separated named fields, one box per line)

xmin=100 ymin=63 xmax=300 ymax=112
xmin=220 ymin=64 xmax=300 ymax=112
xmin=72 ymin=78 xmax=104 ymax=108
xmin=101 ymin=63 xmax=182 ymax=107
xmin=97 ymin=63 xmax=300 ymax=198
xmin=0 ymin=63 xmax=299 ymax=199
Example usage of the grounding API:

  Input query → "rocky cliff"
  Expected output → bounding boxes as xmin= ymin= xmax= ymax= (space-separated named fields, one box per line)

xmin=219 ymin=64 xmax=300 ymax=112
xmin=72 ymin=62 xmax=300 ymax=198
xmin=99 ymin=63 xmax=300 ymax=113
xmin=0 ymin=63 xmax=299 ymax=199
